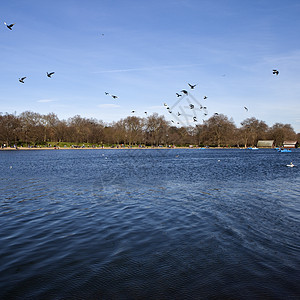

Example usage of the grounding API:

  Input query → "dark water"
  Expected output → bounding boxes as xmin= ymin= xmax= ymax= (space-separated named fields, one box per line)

xmin=0 ymin=149 xmax=299 ymax=299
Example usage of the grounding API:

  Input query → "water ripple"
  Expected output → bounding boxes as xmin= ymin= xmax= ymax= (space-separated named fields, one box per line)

xmin=0 ymin=149 xmax=299 ymax=298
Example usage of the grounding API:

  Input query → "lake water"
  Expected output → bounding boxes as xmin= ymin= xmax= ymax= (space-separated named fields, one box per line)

xmin=0 ymin=149 xmax=299 ymax=299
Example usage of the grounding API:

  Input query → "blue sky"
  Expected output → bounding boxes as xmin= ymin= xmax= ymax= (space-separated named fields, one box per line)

xmin=1 ymin=0 xmax=300 ymax=132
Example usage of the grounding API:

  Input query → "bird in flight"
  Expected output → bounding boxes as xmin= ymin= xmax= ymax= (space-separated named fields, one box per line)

xmin=19 ymin=77 xmax=26 ymax=83
xmin=273 ymin=69 xmax=279 ymax=75
xmin=131 ymin=110 xmax=135 ymax=113
xmin=4 ymin=22 xmax=15 ymax=30
xmin=188 ymin=83 xmax=197 ymax=89
xmin=181 ymin=90 xmax=188 ymax=95
xmin=189 ymin=104 xmax=195 ymax=109
xmin=164 ymin=103 xmax=168 ymax=106
xmin=176 ymin=93 xmax=182 ymax=97
xmin=203 ymin=96 xmax=207 ymax=100
xmin=244 ymin=106 xmax=248 ymax=111
xmin=111 ymin=95 xmax=118 ymax=99
xmin=47 ymin=72 xmax=55 ymax=78
xmin=105 ymin=92 xmax=109 ymax=95
xmin=193 ymin=117 xmax=197 ymax=122
xmin=177 ymin=112 xmax=181 ymax=116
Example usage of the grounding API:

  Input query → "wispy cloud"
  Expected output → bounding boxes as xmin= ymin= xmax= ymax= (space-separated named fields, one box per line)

xmin=97 ymin=104 xmax=120 ymax=108
xmin=37 ymin=99 xmax=55 ymax=103
xmin=93 ymin=63 xmax=204 ymax=74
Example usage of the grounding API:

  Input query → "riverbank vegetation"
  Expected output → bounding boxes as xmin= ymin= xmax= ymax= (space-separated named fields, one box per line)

xmin=0 ymin=111 xmax=298 ymax=148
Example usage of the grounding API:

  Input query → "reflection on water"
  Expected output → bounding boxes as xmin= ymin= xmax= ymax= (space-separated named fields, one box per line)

xmin=0 ymin=149 xmax=299 ymax=299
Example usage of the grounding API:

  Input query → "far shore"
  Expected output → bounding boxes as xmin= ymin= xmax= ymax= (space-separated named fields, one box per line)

xmin=0 ymin=146 xmax=270 ymax=151
xmin=1 ymin=146 xmax=204 ymax=150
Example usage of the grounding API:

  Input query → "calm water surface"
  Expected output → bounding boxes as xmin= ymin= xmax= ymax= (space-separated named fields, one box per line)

xmin=0 ymin=149 xmax=299 ymax=299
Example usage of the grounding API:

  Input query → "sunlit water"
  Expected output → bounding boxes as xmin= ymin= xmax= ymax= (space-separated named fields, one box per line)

xmin=0 ymin=149 xmax=299 ymax=299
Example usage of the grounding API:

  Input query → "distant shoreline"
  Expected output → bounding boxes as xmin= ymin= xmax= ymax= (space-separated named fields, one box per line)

xmin=0 ymin=146 xmax=240 ymax=150
xmin=0 ymin=146 xmax=201 ymax=150
xmin=0 ymin=146 xmax=270 ymax=151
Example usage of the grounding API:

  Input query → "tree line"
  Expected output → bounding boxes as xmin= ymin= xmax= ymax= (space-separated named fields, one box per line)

xmin=0 ymin=111 xmax=298 ymax=148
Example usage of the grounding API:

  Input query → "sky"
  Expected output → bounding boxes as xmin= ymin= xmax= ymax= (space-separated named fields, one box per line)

xmin=1 ymin=0 xmax=300 ymax=132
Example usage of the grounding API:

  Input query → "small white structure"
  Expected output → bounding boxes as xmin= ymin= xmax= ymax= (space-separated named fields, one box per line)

xmin=283 ymin=141 xmax=298 ymax=148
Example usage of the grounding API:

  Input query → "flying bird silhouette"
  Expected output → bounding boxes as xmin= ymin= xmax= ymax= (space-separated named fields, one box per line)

xmin=47 ymin=72 xmax=55 ymax=78
xmin=181 ymin=90 xmax=188 ymax=95
xmin=203 ymin=96 xmax=207 ymax=100
xmin=19 ymin=77 xmax=26 ymax=83
xmin=193 ymin=117 xmax=197 ymax=122
xmin=111 ymin=95 xmax=118 ymax=99
xmin=4 ymin=22 xmax=15 ymax=30
xmin=177 ymin=112 xmax=181 ymax=116
xmin=244 ymin=106 xmax=248 ymax=111
xmin=131 ymin=110 xmax=135 ymax=113
xmin=176 ymin=93 xmax=182 ymax=97
xmin=188 ymin=83 xmax=197 ymax=89
xmin=189 ymin=104 xmax=194 ymax=109
xmin=105 ymin=92 xmax=109 ymax=95
xmin=273 ymin=69 xmax=279 ymax=75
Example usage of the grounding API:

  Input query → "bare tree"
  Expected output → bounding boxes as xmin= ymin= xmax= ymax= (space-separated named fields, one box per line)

xmin=268 ymin=123 xmax=296 ymax=146
xmin=145 ymin=113 xmax=169 ymax=146
xmin=204 ymin=114 xmax=236 ymax=147
xmin=240 ymin=117 xmax=268 ymax=147
xmin=123 ymin=116 xmax=145 ymax=145
xmin=0 ymin=113 xmax=21 ymax=146
xmin=19 ymin=111 xmax=44 ymax=144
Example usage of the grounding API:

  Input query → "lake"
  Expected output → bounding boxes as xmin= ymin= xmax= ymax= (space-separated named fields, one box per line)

xmin=0 ymin=149 xmax=299 ymax=299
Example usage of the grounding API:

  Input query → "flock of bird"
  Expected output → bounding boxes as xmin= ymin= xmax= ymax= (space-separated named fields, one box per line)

xmin=3 ymin=22 xmax=55 ymax=84
xmin=18 ymin=72 xmax=55 ymax=84
xmin=4 ymin=21 xmax=280 ymax=126
xmin=160 ymin=68 xmax=279 ymax=125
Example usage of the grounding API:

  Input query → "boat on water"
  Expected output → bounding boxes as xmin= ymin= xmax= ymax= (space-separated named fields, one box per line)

xmin=247 ymin=147 xmax=259 ymax=150
xmin=287 ymin=162 xmax=295 ymax=167
xmin=278 ymin=149 xmax=292 ymax=153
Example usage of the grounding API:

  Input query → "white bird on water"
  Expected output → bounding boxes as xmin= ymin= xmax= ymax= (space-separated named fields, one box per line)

xmin=286 ymin=162 xmax=295 ymax=167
